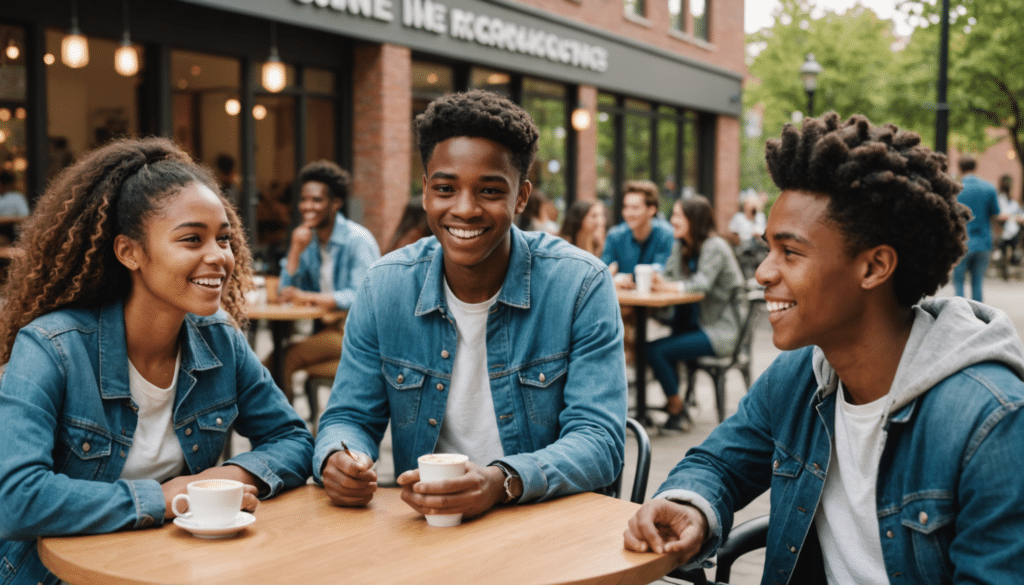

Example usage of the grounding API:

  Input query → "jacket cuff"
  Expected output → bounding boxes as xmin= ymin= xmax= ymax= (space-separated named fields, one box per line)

xmin=499 ymin=454 xmax=545 ymax=503
xmin=224 ymin=452 xmax=284 ymax=498
xmin=126 ymin=479 xmax=168 ymax=529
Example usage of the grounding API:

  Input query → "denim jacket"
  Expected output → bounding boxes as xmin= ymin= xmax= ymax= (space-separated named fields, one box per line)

xmin=0 ymin=301 xmax=313 ymax=585
xmin=658 ymin=298 xmax=1024 ymax=584
xmin=278 ymin=211 xmax=381 ymax=310
xmin=314 ymin=227 xmax=627 ymax=502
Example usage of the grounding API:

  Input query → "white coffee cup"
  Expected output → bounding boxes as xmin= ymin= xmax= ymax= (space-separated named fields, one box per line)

xmin=634 ymin=264 xmax=654 ymax=294
xmin=417 ymin=453 xmax=469 ymax=527
xmin=171 ymin=479 xmax=244 ymax=527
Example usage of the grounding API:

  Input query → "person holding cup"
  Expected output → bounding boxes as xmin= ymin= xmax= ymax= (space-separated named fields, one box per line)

xmin=0 ymin=137 xmax=314 ymax=584
xmin=645 ymin=195 xmax=744 ymax=430
xmin=314 ymin=90 xmax=626 ymax=524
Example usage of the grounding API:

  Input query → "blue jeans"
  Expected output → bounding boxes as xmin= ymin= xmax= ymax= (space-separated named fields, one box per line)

xmin=953 ymin=249 xmax=990 ymax=302
xmin=646 ymin=328 xmax=714 ymax=397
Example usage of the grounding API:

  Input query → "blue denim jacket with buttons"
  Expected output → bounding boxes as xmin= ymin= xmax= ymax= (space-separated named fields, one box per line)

xmin=0 ymin=300 xmax=313 ymax=585
xmin=314 ymin=227 xmax=627 ymax=502
xmin=658 ymin=298 xmax=1024 ymax=584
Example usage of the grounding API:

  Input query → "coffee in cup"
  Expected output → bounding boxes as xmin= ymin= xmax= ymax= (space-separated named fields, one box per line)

xmin=171 ymin=479 xmax=244 ymax=527
xmin=417 ymin=453 xmax=469 ymax=527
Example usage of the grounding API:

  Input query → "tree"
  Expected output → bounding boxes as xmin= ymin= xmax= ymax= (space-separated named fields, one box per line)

xmin=898 ymin=0 xmax=1024 ymax=197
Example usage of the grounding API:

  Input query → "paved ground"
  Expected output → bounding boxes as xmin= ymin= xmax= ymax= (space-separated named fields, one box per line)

xmin=243 ymin=275 xmax=1024 ymax=585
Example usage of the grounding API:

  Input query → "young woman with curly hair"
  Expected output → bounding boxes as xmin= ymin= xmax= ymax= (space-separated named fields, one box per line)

xmin=627 ymin=113 xmax=1024 ymax=583
xmin=0 ymin=137 xmax=313 ymax=585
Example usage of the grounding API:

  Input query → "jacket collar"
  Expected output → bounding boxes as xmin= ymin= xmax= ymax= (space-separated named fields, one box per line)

xmin=326 ymin=212 xmax=351 ymax=248
xmin=414 ymin=225 xmax=532 ymax=316
xmin=98 ymin=300 xmax=222 ymax=400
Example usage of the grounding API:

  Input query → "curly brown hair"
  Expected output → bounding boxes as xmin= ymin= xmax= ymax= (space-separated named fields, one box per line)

xmin=765 ymin=112 xmax=968 ymax=306
xmin=415 ymin=89 xmax=539 ymax=184
xmin=0 ymin=136 xmax=253 ymax=364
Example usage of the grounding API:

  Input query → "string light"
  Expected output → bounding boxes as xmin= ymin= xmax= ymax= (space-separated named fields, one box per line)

xmin=61 ymin=0 xmax=89 ymax=68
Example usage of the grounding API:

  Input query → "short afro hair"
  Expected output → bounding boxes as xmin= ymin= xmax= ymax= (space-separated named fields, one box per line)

xmin=766 ymin=112 xmax=968 ymax=306
xmin=298 ymin=160 xmax=351 ymax=206
xmin=415 ymin=90 xmax=539 ymax=183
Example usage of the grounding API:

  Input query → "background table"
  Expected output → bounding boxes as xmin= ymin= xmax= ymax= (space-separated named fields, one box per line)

xmin=39 ymin=485 xmax=681 ymax=585
xmin=617 ymin=289 xmax=704 ymax=426
xmin=244 ymin=303 xmax=343 ymax=391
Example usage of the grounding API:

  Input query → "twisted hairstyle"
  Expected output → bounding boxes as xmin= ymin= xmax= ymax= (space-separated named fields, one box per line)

xmin=0 ymin=136 xmax=253 ymax=364
xmin=297 ymin=160 xmax=351 ymax=207
xmin=765 ymin=112 xmax=968 ymax=306
xmin=415 ymin=90 xmax=539 ymax=184
xmin=678 ymin=195 xmax=717 ymax=272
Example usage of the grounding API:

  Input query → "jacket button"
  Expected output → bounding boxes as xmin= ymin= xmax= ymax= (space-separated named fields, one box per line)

xmin=396 ymin=374 xmax=404 ymax=384
xmin=886 ymin=530 xmax=894 ymax=538
xmin=192 ymin=445 xmax=199 ymax=452
xmin=436 ymin=383 xmax=444 ymax=391
xmin=772 ymin=460 xmax=779 ymax=469
xmin=539 ymin=373 xmax=546 ymax=382
xmin=216 ymin=417 xmax=223 ymax=426
xmin=185 ymin=428 xmax=193 ymax=436
xmin=140 ymin=516 xmax=154 ymax=527
xmin=918 ymin=511 xmax=928 ymax=525
xmin=441 ymin=350 xmax=450 ymax=359
xmin=82 ymin=442 xmax=91 ymax=453
xmin=789 ymin=546 xmax=796 ymax=553
xmin=120 ymin=450 xmax=126 ymax=458
xmin=428 ymin=419 xmax=437 ymax=426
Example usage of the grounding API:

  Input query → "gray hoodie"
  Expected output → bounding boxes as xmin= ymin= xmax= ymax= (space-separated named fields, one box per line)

xmin=812 ymin=295 xmax=1024 ymax=423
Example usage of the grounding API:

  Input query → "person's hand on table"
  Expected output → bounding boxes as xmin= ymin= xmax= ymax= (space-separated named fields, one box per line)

xmin=624 ymin=499 xmax=707 ymax=562
xmin=651 ymin=273 xmax=682 ymax=293
xmin=161 ymin=465 xmax=261 ymax=519
xmin=397 ymin=462 xmax=506 ymax=520
xmin=322 ymin=449 xmax=378 ymax=507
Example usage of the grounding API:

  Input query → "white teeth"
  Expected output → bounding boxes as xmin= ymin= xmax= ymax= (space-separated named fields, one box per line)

xmin=767 ymin=301 xmax=796 ymax=312
xmin=448 ymin=227 xmax=485 ymax=239
xmin=192 ymin=278 xmax=223 ymax=287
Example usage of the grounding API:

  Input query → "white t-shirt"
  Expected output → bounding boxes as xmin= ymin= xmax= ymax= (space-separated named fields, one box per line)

xmin=727 ymin=211 xmax=766 ymax=243
xmin=434 ymin=279 xmax=504 ymax=465
xmin=119 ymin=351 xmax=186 ymax=483
xmin=814 ymin=382 xmax=889 ymax=585
xmin=319 ymin=243 xmax=335 ymax=294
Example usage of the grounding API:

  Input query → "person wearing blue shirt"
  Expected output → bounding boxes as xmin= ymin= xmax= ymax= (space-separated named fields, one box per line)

xmin=314 ymin=90 xmax=626 ymax=520
xmin=625 ymin=113 xmax=1024 ymax=583
xmin=601 ymin=179 xmax=674 ymax=282
xmin=952 ymin=155 xmax=1001 ymax=302
xmin=0 ymin=137 xmax=313 ymax=585
xmin=274 ymin=160 xmax=381 ymax=400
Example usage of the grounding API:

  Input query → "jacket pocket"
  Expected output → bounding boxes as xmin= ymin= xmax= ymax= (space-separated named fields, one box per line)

xmin=901 ymin=494 xmax=955 ymax=582
xmin=196 ymin=405 xmax=238 ymax=434
xmin=382 ymin=362 xmax=426 ymax=428
xmin=54 ymin=419 xmax=112 ymax=480
xmin=518 ymin=358 xmax=568 ymax=427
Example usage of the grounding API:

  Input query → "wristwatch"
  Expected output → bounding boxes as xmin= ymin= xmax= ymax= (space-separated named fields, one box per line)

xmin=490 ymin=461 xmax=520 ymax=505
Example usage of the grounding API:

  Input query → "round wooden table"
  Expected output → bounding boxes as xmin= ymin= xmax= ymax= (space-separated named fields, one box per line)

xmin=39 ymin=485 xmax=681 ymax=585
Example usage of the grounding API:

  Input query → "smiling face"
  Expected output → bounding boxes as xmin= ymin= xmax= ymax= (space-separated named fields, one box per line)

xmin=582 ymin=202 xmax=606 ymax=234
xmin=755 ymin=189 xmax=868 ymax=353
xmin=299 ymin=180 xmax=343 ymax=231
xmin=118 ymin=182 xmax=235 ymax=320
xmin=621 ymin=192 xmax=656 ymax=235
xmin=669 ymin=201 xmax=690 ymax=241
xmin=423 ymin=136 xmax=529 ymax=298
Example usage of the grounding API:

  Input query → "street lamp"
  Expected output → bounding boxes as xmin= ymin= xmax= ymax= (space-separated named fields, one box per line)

xmin=800 ymin=53 xmax=823 ymax=117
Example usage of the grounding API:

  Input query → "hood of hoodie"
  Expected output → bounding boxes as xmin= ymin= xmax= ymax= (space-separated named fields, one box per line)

xmin=812 ymin=296 xmax=1024 ymax=416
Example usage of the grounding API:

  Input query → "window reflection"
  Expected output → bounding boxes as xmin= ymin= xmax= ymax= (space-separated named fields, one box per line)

xmin=522 ymin=78 xmax=567 ymax=215
xmin=470 ymin=66 xmax=511 ymax=97
xmin=596 ymin=93 xmax=616 ymax=208
xmin=658 ymin=105 xmax=679 ymax=204
xmin=624 ymin=99 xmax=652 ymax=183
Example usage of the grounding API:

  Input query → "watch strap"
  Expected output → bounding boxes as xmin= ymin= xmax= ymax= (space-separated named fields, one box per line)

xmin=491 ymin=461 xmax=519 ymax=505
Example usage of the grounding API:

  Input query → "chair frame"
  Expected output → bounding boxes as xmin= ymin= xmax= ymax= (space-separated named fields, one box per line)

xmin=667 ymin=513 xmax=770 ymax=584
xmin=606 ymin=417 xmax=651 ymax=504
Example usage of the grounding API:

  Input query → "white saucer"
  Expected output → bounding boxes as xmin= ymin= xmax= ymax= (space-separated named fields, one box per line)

xmin=174 ymin=512 xmax=255 ymax=539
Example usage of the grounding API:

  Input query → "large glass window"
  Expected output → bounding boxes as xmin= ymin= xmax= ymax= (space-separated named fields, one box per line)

xmin=0 ymin=23 xmax=28 ymax=202
xmin=522 ymin=78 xmax=567 ymax=214
xmin=596 ymin=93 xmax=617 ymax=208
xmin=682 ymin=112 xmax=699 ymax=196
xmin=624 ymin=99 xmax=652 ymax=182
xmin=470 ymin=66 xmax=512 ymax=97
xmin=410 ymin=60 xmax=456 ymax=196
xmin=657 ymin=105 xmax=680 ymax=205
xmin=47 ymin=28 xmax=145 ymax=176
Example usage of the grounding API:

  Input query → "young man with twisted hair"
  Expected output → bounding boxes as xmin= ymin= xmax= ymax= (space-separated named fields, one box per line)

xmin=625 ymin=112 xmax=1024 ymax=583
xmin=314 ymin=90 xmax=626 ymax=521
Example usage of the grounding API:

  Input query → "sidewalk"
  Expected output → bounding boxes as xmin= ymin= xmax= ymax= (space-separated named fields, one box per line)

xmin=244 ymin=277 xmax=1023 ymax=585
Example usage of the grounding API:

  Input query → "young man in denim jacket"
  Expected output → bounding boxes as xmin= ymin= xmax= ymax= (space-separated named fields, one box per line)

xmin=625 ymin=113 xmax=1024 ymax=583
xmin=314 ymin=90 xmax=626 ymax=519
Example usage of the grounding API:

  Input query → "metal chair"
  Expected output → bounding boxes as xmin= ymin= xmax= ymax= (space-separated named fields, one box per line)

xmin=605 ymin=417 xmax=652 ymax=504
xmin=683 ymin=287 xmax=765 ymax=422
xmin=667 ymin=514 xmax=770 ymax=584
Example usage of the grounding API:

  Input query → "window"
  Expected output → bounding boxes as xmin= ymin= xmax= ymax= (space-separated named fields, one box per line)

xmin=667 ymin=0 xmax=710 ymax=41
xmin=691 ymin=0 xmax=709 ymax=41
xmin=668 ymin=0 xmax=684 ymax=32
xmin=522 ymin=78 xmax=568 ymax=212
xmin=624 ymin=0 xmax=646 ymax=19
xmin=0 ymin=23 xmax=28 ymax=202
xmin=409 ymin=60 xmax=455 ymax=197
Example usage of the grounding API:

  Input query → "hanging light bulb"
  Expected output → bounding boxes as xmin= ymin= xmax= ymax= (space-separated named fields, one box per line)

xmin=253 ymin=104 xmax=268 ymax=120
xmin=114 ymin=0 xmax=139 ymax=76
xmin=43 ymin=53 xmax=56 ymax=65
xmin=61 ymin=1 xmax=89 ymax=68
xmin=5 ymin=39 xmax=19 ymax=61
xmin=261 ymin=23 xmax=286 ymax=93
xmin=225 ymin=98 xmax=241 ymax=116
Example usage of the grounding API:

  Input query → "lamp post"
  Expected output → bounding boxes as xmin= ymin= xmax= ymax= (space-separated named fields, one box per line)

xmin=800 ymin=54 xmax=823 ymax=117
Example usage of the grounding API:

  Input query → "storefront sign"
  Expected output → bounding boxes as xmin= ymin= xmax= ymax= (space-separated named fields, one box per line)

xmin=294 ymin=0 xmax=608 ymax=72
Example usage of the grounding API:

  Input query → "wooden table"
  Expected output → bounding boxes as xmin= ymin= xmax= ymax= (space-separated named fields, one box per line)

xmin=39 ymin=485 xmax=681 ymax=585
xmin=243 ymin=303 xmax=343 ymax=391
xmin=617 ymin=289 xmax=704 ymax=426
